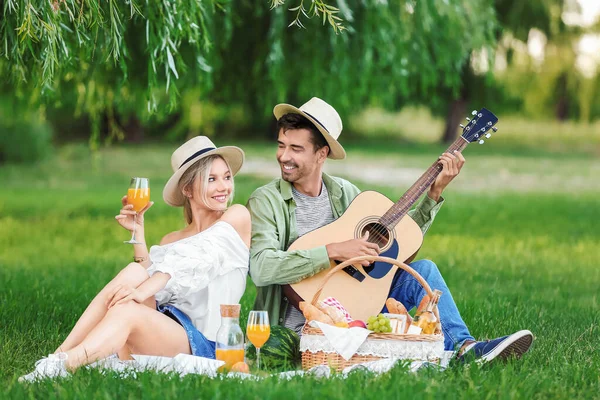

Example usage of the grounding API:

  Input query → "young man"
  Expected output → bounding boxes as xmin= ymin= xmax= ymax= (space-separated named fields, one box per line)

xmin=247 ymin=97 xmax=533 ymax=363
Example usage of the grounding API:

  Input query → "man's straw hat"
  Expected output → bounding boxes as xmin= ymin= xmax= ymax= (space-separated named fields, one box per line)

xmin=273 ymin=97 xmax=346 ymax=160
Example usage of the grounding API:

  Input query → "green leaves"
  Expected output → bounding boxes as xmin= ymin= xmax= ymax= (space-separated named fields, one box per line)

xmin=0 ymin=0 xmax=497 ymax=139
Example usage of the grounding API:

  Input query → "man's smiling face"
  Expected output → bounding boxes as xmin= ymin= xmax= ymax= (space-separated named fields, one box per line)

xmin=276 ymin=128 xmax=325 ymax=186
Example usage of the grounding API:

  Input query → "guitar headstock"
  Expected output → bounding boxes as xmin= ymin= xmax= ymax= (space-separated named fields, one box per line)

xmin=460 ymin=108 xmax=499 ymax=144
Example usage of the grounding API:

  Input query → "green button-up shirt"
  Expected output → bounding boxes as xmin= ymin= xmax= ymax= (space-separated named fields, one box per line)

xmin=247 ymin=173 xmax=444 ymax=325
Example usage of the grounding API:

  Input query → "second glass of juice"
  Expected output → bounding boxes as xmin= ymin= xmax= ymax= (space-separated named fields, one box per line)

xmin=215 ymin=304 xmax=245 ymax=372
xmin=246 ymin=310 xmax=270 ymax=370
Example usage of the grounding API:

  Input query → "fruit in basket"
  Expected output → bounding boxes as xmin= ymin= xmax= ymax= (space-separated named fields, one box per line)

xmin=366 ymin=314 xmax=392 ymax=333
xmin=348 ymin=320 xmax=367 ymax=329
xmin=246 ymin=325 xmax=300 ymax=371
xmin=334 ymin=321 xmax=349 ymax=328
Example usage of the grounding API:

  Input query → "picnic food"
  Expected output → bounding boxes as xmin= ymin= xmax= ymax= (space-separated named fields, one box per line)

xmin=299 ymin=301 xmax=334 ymax=324
xmin=411 ymin=289 xmax=442 ymax=334
xmin=348 ymin=320 xmax=367 ymax=329
xmin=367 ymin=314 xmax=392 ymax=333
xmin=246 ymin=326 xmax=300 ymax=370
xmin=316 ymin=301 xmax=347 ymax=323
xmin=231 ymin=361 xmax=250 ymax=373
xmin=386 ymin=298 xmax=408 ymax=315
xmin=386 ymin=298 xmax=411 ymax=333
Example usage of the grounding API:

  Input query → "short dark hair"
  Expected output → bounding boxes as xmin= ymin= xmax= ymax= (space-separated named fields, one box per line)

xmin=277 ymin=113 xmax=329 ymax=155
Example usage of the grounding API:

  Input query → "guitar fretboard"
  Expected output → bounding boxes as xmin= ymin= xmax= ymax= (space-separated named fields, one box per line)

xmin=378 ymin=136 xmax=469 ymax=228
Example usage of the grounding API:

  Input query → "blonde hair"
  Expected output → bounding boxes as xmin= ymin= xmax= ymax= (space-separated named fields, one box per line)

xmin=177 ymin=155 xmax=235 ymax=224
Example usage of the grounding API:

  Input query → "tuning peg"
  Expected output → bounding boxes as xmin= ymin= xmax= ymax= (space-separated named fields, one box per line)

xmin=485 ymin=133 xmax=491 ymax=138
xmin=472 ymin=110 xmax=477 ymax=115
xmin=478 ymin=140 xmax=485 ymax=144
xmin=466 ymin=117 xmax=471 ymax=122
xmin=492 ymin=127 xmax=498 ymax=132
xmin=459 ymin=124 xmax=465 ymax=128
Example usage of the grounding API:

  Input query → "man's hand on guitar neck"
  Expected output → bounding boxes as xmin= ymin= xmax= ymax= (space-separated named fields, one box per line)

xmin=428 ymin=150 xmax=466 ymax=202
xmin=325 ymin=231 xmax=380 ymax=267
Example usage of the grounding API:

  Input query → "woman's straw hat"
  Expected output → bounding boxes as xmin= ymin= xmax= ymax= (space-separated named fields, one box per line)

xmin=162 ymin=136 xmax=244 ymax=206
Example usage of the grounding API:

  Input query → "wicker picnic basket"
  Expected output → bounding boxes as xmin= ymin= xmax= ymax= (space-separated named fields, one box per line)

xmin=300 ymin=255 xmax=445 ymax=371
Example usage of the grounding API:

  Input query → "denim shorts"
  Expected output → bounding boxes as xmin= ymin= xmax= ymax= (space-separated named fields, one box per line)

xmin=157 ymin=304 xmax=216 ymax=359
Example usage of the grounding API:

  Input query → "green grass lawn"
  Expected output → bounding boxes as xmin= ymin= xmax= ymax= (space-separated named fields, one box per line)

xmin=1 ymin=143 xmax=598 ymax=398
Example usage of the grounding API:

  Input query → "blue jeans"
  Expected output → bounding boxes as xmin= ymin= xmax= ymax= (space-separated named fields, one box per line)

xmin=157 ymin=304 xmax=216 ymax=358
xmin=382 ymin=259 xmax=475 ymax=351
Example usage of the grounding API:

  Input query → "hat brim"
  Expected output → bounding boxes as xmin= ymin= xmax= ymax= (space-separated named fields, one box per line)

xmin=162 ymin=146 xmax=245 ymax=207
xmin=273 ymin=104 xmax=346 ymax=160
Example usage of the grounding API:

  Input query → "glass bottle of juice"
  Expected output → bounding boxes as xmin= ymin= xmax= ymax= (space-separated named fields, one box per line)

xmin=410 ymin=289 xmax=442 ymax=334
xmin=215 ymin=304 xmax=245 ymax=372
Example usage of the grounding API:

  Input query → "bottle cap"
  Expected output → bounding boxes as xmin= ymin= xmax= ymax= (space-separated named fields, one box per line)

xmin=220 ymin=304 xmax=241 ymax=318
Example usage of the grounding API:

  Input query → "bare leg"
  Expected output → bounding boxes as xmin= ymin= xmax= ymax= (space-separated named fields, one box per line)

xmin=56 ymin=263 xmax=153 ymax=353
xmin=63 ymin=302 xmax=191 ymax=370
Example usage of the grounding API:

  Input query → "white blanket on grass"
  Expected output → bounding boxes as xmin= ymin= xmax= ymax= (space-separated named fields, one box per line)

xmin=88 ymin=352 xmax=455 ymax=380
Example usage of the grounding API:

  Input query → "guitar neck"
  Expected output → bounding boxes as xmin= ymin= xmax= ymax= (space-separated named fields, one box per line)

xmin=379 ymin=136 xmax=469 ymax=228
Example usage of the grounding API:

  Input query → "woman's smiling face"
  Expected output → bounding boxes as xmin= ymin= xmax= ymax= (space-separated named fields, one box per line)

xmin=193 ymin=156 xmax=233 ymax=211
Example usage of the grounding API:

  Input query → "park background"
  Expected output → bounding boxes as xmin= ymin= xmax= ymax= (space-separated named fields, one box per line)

xmin=0 ymin=0 xmax=598 ymax=398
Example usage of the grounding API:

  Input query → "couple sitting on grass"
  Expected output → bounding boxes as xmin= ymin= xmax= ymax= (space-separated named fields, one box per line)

xmin=20 ymin=98 xmax=534 ymax=382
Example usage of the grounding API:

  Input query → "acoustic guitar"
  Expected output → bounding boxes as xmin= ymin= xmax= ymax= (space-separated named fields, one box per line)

xmin=284 ymin=108 xmax=499 ymax=321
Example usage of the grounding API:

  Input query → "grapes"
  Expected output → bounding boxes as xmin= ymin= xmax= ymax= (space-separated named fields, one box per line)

xmin=367 ymin=314 xmax=392 ymax=333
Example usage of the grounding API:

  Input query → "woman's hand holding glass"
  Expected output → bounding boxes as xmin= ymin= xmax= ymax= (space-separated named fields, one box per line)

xmin=115 ymin=196 xmax=153 ymax=234
xmin=115 ymin=177 xmax=153 ymax=244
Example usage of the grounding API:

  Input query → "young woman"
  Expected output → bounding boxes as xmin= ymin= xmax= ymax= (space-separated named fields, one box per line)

xmin=20 ymin=137 xmax=251 ymax=382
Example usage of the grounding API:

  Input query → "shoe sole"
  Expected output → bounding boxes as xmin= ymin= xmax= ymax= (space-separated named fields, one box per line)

xmin=478 ymin=330 xmax=534 ymax=364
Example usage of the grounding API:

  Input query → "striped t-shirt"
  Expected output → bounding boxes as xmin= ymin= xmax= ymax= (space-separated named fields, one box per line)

xmin=284 ymin=182 xmax=335 ymax=334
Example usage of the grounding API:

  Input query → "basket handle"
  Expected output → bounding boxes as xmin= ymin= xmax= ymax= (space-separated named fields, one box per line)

xmin=309 ymin=255 xmax=441 ymax=323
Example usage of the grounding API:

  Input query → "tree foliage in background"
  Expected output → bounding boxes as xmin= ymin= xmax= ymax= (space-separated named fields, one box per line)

xmin=1 ymin=0 xmax=497 ymax=143
xmin=438 ymin=0 xmax=574 ymax=142
xmin=453 ymin=0 xmax=600 ymax=136
xmin=493 ymin=0 xmax=600 ymax=122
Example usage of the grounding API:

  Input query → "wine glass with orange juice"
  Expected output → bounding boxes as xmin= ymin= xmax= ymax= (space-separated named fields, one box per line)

xmin=124 ymin=177 xmax=150 ymax=244
xmin=246 ymin=311 xmax=270 ymax=370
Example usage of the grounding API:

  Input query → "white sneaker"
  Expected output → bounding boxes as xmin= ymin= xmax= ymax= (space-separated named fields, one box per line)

xmin=18 ymin=353 xmax=70 ymax=383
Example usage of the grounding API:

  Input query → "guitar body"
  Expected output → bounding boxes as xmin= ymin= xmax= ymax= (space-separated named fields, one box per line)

xmin=288 ymin=190 xmax=424 ymax=321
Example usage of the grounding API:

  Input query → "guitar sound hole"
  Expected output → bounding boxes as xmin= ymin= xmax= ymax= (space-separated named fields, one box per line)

xmin=361 ymin=222 xmax=390 ymax=249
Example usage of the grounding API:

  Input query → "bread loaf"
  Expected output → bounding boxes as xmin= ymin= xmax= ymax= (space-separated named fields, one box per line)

xmin=299 ymin=301 xmax=334 ymax=324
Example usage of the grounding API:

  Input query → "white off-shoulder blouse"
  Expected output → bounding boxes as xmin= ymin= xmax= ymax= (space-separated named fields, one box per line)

xmin=147 ymin=221 xmax=249 ymax=342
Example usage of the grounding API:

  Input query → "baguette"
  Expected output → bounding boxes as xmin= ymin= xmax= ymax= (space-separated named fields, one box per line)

xmin=299 ymin=301 xmax=334 ymax=324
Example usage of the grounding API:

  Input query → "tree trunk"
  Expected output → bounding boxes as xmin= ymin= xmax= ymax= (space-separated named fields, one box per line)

xmin=441 ymin=98 xmax=467 ymax=144
xmin=440 ymin=56 xmax=472 ymax=144
xmin=555 ymin=73 xmax=569 ymax=121
xmin=123 ymin=115 xmax=145 ymax=143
